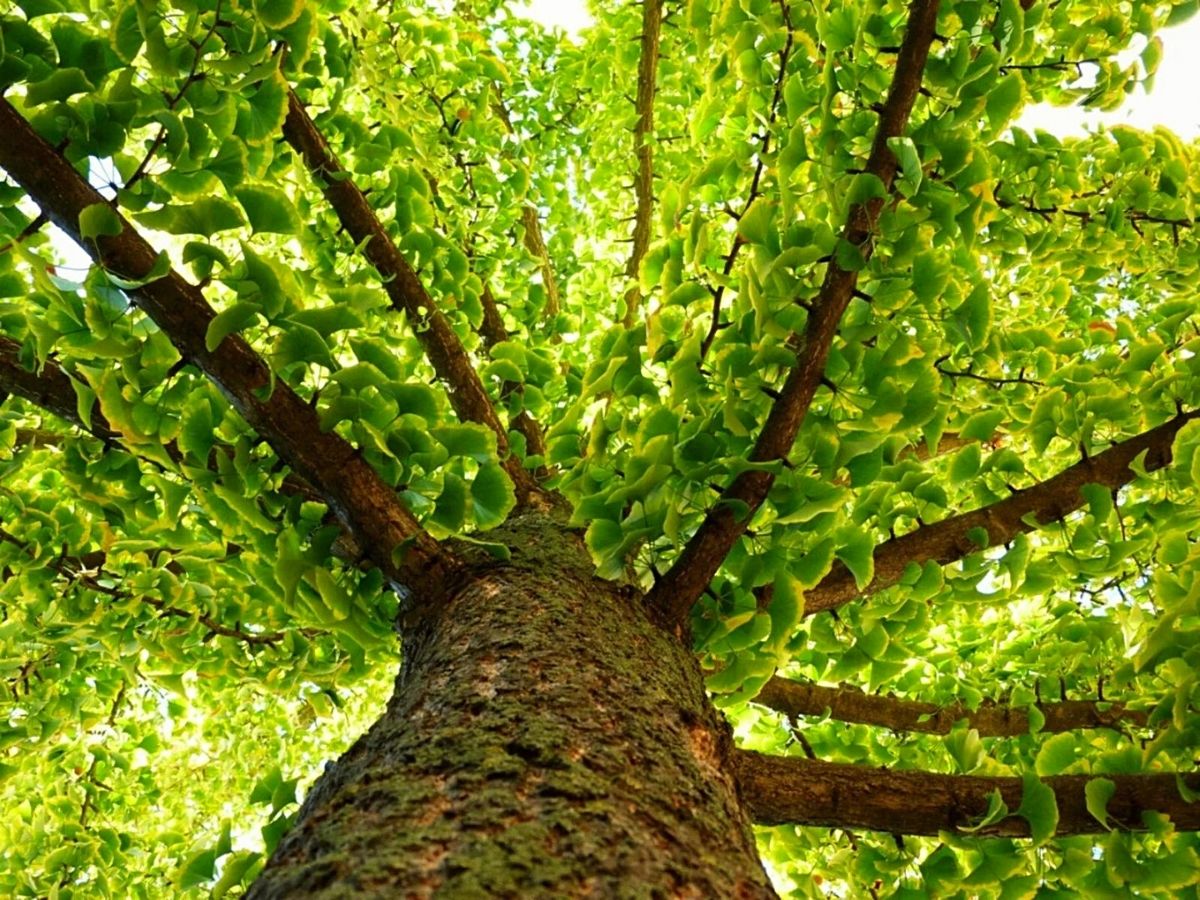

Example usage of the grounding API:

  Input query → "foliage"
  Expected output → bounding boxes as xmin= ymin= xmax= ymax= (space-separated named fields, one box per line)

xmin=1 ymin=0 xmax=1200 ymax=896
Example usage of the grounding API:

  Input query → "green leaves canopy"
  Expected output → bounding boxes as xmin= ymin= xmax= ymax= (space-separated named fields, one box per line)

xmin=1 ymin=0 xmax=1200 ymax=896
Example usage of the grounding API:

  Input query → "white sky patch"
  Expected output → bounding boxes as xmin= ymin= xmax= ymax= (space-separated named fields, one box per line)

xmin=512 ymin=0 xmax=592 ymax=36
xmin=516 ymin=1 xmax=1200 ymax=139
xmin=1014 ymin=16 xmax=1200 ymax=139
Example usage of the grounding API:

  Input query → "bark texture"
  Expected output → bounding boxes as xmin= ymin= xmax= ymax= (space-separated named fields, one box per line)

xmin=247 ymin=515 xmax=776 ymax=899
xmin=757 ymin=677 xmax=1150 ymax=736
xmin=735 ymin=752 xmax=1200 ymax=837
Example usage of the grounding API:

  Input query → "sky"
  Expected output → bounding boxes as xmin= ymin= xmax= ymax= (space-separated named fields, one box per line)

xmin=515 ymin=0 xmax=1200 ymax=139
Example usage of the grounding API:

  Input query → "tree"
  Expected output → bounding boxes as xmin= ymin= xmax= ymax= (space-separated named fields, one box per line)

xmin=2 ymin=0 xmax=1200 ymax=894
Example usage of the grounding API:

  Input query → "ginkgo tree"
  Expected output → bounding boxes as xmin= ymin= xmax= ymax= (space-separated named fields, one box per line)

xmin=2 ymin=0 xmax=1200 ymax=895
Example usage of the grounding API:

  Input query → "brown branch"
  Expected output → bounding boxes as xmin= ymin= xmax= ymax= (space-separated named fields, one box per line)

xmin=0 ymin=97 xmax=454 ymax=598
xmin=995 ymin=192 xmax=1194 ymax=231
xmin=520 ymin=205 xmax=561 ymax=321
xmin=756 ymin=678 xmax=1150 ymax=736
xmin=0 ymin=527 xmax=286 ymax=647
xmin=281 ymin=88 xmax=544 ymax=507
xmin=621 ymin=0 xmax=665 ymax=328
xmin=478 ymin=283 xmax=549 ymax=465
xmin=0 ymin=336 xmax=122 ymax=446
xmin=699 ymin=0 xmax=794 ymax=363
xmin=645 ymin=0 xmax=942 ymax=629
xmin=457 ymin=91 xmax=562 ymax=326
xmin=935 ymin=356 xmax=1044 ymax=389
xmin=734 ymin=751 xmax=1200 ymax=836
xmin=420 ymin=168 xmax=551 ymax=464
xmin=805 ymin=410 xmax=1198 ymax=617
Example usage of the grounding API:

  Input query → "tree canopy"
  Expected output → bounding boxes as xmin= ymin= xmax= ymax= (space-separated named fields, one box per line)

xmin=2 ymin=0 xmax=1200 ymax=895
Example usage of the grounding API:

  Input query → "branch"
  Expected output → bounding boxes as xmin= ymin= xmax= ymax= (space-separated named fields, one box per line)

xmin=520 ymin=204 xmax=562 ymax=321
xmin=756 ymin=678 xmax=1149 ymax=736
xmin=645 ymin=0 xmax=942 ymax=628
xmin=0 ymin=336 xmax=121 ymax=446
xmin=734 ymin=751 xmax=1200 ymax=835
xmin=935 ymin=356 xmax=1044 ymax=389
xmin=0 ymin=97 xmax=454 ymax=598
xmin=805 ymin=410 xmax=1198 ymax=617
xmin=0 ymin=527 xmax=287 ymax=647
xmin=478 ymin=283 xmax=549 ymax=465
xmin=699 ymin=0 xmax=794 ymax=363
xmin=420 ymin=168 xmax=551 ymax=465
xmin=281 ymin=88 xmax=543 ymax=507
xmin=621 ymin=0 xmax=665 ymax=328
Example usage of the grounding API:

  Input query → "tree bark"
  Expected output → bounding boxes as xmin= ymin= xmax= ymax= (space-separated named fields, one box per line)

xmin=756 ymin=677 xmax=1149 ymax=736
xmin=247 ymin=514 xmax=776 ymax=898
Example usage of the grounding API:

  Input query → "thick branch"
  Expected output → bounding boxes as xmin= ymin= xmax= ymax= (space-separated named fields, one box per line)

xmin=281 ymin=89 xmax=542 ymax=506
xmin=621 ymin=0 xmax=665 ymax=328
xmin=645 ymin=0 xmax=941 ymax=627
xmin=734 ymin=751 xmax=1200 ymax=835
xmin=756 ymin=678 xmax=1149 ymax=736
xmin=805 ymin=410 xmax=1198 ymax=617
xmin=0 ymin=97 xmax=453 ymax=597
xmin=0 ymin=336 xmax=121 ymax=445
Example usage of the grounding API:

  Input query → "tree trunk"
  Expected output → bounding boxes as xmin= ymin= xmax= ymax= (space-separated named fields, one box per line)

xmin=246 ymin=514 xmax=776 ymax=898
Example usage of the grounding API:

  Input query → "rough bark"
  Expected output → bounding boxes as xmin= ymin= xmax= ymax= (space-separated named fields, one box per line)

xmin=757 ymin=677 xmax=1149 ymax=736
xmin=735 ymin=751 xmax=1200 ymax=836
xmin=646 ymin=0 xmax=942 ymax=627
xmin=805 ymin=410 xmax=1198 ymax=616
xmin=246 ymin=515 xmax=776 ymax=898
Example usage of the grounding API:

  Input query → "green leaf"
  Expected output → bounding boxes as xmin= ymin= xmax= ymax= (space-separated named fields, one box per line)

xmin=78 ymin=202 xmax=122 ymax=240
xmin=737 ymin=198 xmax=774 ymax=245
xmin=274 ymin=322 xmax=335 ymax=371
xmin=287 ymin=306 xmax=363 ymax=336
xmin=431 ymin=471 xmax=468 ymax=533
xmin=887 ymin=136 xmax=923 ymax=196
xmin=136 ymin=198 xmax=245 ymax=235
xmin=845 ymin=172 xmax=888 ymax=208
xmin=960 ymin=409 xmax=1005 ymax=442
xmin=766 ymin=574 xmax=804 ymax=653
xmin=945 ymin=727 xmax=984 ymax=773
xmin=238 ymin=70 xmax=289 ymax=144
xmin=433 ymin=424 xmax=496 ymax=462
xmin=24 ymin=67 xmax=94 ymax=105
xmin=986 ymin=74 xmax=1025 ymax=131
xmin=206 ymin=302 xmax=263 ymax=352
xmin=958 ymin=281 xmax=992 ymax=350
xmin=1035 ymin=732 xmax=1077 ymax=776
xmin=1085 ymin=777 xmax=1116 ymax=829
xmin=949 ymin=443 xmax=982 ymax=483
xmin=793 ymin=539 xmax=835 ymax=588
xmin=835 ymin=527 xmax=875 ymax=590
xmin=961 ymin=789 xmax=1009 ymax=832
xmin=471 ymin=461 xmax=515 ymax=530
xmin=255 ymin=0 xmax=305 ymax=29
xmin=235 ymin=184 xmax=302 ymax=235
xmin=1015 ymin=773 xmax=1059 ymax=846
xmin=103 ymin=250 xmax=171 ymax=289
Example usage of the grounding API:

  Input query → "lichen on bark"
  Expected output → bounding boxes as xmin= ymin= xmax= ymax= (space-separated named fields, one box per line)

xmin=246 ymin=513 xmax=776 ymax=898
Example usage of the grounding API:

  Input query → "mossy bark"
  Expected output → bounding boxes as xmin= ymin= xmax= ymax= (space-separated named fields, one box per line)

xmin=246 ymin=514 xmax=776 ymax=898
